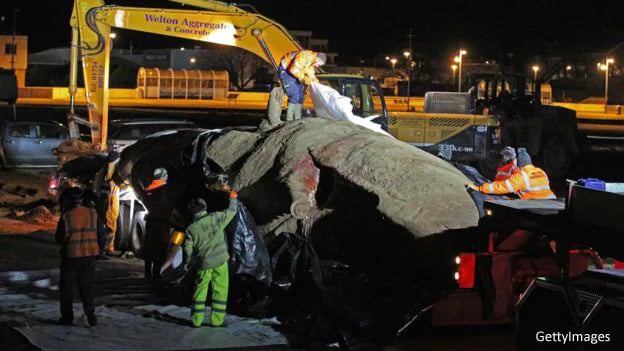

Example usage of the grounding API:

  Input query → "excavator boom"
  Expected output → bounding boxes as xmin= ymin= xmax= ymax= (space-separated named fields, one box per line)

xmin=70 ymin=0 xmax=301 ymax=147
xmin=90 ymin=6 xmax=301 ymax=67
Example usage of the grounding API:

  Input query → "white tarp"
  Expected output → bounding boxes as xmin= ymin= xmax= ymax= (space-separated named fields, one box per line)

xmin=309 ymin=82 xmax=392 ymax=136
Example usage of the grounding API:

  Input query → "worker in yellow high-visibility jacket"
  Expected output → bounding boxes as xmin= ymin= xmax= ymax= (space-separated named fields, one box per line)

xmin=278 ymin=50 xmax=326 ymax=120
xmin=104 ymin=152 xmax=120 ymax=255
xmin=184 ymin=188 xmax=238 ymax=328
xmin=467 ymin=148 xmax=556 ymax=200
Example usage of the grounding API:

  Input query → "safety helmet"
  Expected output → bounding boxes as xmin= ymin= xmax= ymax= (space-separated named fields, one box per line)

xmin=153 ymin=167 xmax=168 ymax=182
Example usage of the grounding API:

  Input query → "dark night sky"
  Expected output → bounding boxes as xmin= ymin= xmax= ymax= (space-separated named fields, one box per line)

xmin=1 ymin=0 xmax=623 ymax=65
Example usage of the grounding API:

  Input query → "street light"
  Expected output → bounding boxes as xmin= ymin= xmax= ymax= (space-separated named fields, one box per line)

xmin=456 ymin=49 xmax=467 ymax=92
xmin=190 ymin=57 xmax=196 ymax=64
xmin=600 ymin=58 xmax=615 ymax=104
xmin=532 ymin=65 xmax=540 ymax=93
xmin=390 ymin=58 xmax=397 ymax=71
xmin=403 ymin=51 xmax=411 ymax=110
xmin=451 ymin=64 xmax=458 ymax=80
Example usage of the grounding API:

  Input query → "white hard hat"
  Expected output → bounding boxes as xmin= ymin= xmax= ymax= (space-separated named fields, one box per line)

xmin=153 ymin=167 xmax=168 ymax=182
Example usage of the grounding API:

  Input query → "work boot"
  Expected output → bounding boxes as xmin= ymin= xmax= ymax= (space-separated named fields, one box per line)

xmin=286 ymin=103 xmax=296 ymax=121
xmin=293 ymin=104 xmax=303 ymax=120
xmin=96 ymin=251 xmax=111 ymax=260
xmin=87 ymin=313 xmax=97 ymax=327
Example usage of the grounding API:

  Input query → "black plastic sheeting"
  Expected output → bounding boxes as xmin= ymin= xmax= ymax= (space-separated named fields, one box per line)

xmin=58 ymin=154 xmax=108 ymax=181
xmin=265 ymin=231 xmax=456 ymax=348
xmin=268 ymin=232 xmax=322 ymax=293
xmin=225 ymin=202 xmax=272 ymax=285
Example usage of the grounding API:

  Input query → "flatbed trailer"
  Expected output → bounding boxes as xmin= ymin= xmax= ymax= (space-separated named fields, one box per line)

xmin=511 ymin=184 xmax=624 ymax=350
xmin=431 ymin=188 xmax=622 ymax=327
xmin=431 ymin=197 xmax=595 ymax=326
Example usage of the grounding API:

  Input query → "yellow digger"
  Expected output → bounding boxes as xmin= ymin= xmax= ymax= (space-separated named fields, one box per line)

xmin=61 ymin=0 xmax=388 ymax=160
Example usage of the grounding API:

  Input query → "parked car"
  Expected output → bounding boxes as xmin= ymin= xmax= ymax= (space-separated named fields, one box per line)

xmin=0 ymin=120 xmax=69 ymax=168
xmin=107 ymin=118 xmax=197 ymax=152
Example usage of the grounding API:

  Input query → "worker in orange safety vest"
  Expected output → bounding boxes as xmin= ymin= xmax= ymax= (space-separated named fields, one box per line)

xmin=55 ymin=187 xmax=100 ymax=327
xmin=467 ymin=148 xmax=556 ymax=200
xmin=495 ymin=146 xmax=520 ymax=181
xmin=278 ymin=50 xmax=327 ymax=120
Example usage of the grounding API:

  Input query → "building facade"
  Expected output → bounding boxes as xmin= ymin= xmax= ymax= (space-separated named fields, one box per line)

xmin=0 ymin=35 xmax=28 ymax=87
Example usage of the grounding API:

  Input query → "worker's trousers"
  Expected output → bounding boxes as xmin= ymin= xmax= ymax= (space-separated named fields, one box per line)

xmin=105 ymin=181 xmax=120 ymax=253
xmin=143 ymin=217 xmax=169 ymax=281
xmin=191 ymin=262 xmax=229 ymax=327
xmin=278 ymin=66 xmax=304 ymax=104
xmin=60 ymin=256 xmax=96 ymax=322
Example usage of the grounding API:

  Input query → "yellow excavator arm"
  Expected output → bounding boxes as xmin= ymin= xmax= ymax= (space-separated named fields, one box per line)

xmin=69 ymin=0 xmax=302 ymax=147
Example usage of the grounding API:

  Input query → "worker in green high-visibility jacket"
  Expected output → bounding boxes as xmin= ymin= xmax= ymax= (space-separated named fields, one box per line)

xmin=183 ymin=187 xmax=238 ymax=327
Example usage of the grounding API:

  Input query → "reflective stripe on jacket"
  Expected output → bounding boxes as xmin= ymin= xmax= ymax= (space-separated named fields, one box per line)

xmin=479 ymin=164 xmax=556 ymax=200
xmin=63 ymin=206 xmax=100 ymax=257
xmin=280 ymin=50 xmax=318 ymax=84
xmin=494 ymin=161 xmax=520 ymax=181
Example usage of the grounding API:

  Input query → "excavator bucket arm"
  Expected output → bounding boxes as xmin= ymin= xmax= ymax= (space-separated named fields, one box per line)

xmin=70 ymin=0 xmax=301 ymax=149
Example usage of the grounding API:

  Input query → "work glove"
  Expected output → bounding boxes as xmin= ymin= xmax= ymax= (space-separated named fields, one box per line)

xmin=303 ymin=76 xmax=318 ymax=85
xmin=465 ymin=183 xmax=479 ymax=191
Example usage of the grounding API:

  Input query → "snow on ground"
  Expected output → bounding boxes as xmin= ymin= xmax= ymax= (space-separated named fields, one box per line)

xmin=0 ymin=268 xmax=288 ymax=350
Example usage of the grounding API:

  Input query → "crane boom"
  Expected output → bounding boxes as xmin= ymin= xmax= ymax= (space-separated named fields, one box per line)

xmin=70 ymin=0 xmax=301 ymax=147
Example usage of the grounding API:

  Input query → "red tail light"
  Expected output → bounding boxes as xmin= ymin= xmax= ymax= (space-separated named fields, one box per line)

xmin=456 ymin=253 xmax=476 ymax=289
xmin=49 ymin=177 xmax=59 ymax=189
xmin=615 ymin=260 xmax=624 ymax=270
xmin=48 ymin=174 xmax=60 ymax=195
